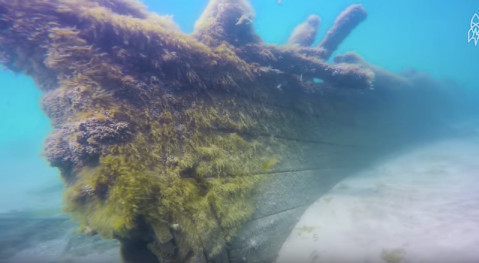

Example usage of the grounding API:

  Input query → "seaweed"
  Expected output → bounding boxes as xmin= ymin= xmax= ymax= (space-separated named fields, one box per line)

xmin=287 ymin=15 xmax=321 ymax=47
xmin=0 ymin=0 xmax=459 ymax=262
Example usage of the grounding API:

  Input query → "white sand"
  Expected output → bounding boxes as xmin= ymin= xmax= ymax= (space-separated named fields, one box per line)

xmin=4 ymin=135 xmax=479 ymax=263
xmin=276 ymin=136 xmax=479 ymax=263
xmin=5 ymin=237 xmax=120 ymax=263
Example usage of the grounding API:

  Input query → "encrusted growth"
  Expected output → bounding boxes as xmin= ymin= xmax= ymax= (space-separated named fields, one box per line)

xmin=193 ymin=0 xmax=262 ymax=47
xmin=287 ymin=15 xmax=321 ymax=47
xmin=0 ymin=0 xmax=388 ymax=262
xmin=318 ymin=4 xmax=368 ymax=60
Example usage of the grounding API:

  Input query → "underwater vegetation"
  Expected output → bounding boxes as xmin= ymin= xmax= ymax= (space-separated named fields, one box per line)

xmin=0 ymin=0 xmax=476 ymax=262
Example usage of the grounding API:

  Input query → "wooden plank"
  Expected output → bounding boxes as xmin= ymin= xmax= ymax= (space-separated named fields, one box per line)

xmin=250 ymin=168 xmax=358 ymax=220
xmin=227 ymin=206 xmax=309 ymax=263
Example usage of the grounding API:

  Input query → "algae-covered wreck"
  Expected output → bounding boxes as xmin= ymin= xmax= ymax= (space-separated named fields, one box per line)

xmin=0 ymin=0 xmax=474 ymax=262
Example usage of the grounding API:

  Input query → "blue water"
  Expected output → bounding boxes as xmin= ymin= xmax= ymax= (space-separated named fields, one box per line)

xmin=155 ymin=0 xmax=478 ymax=87
xmin=0 ymin=1 xmax=478 ymax=260
xmin=1 ymin=0 xmax=477 ymax=213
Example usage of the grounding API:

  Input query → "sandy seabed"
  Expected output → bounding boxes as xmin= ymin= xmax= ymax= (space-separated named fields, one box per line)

xmin=3 ymin=135 xmax=479 ymax=263
xmin=277 ymin=136 xmax=479 ymax=263
xmin=5 ymin=241 xmax=120 ymax=263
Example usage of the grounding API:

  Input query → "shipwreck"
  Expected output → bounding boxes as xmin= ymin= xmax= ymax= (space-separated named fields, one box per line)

xmin=0 ymin=0 xmax=476 ymax=262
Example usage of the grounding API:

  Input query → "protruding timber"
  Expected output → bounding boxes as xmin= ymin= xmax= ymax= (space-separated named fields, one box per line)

xmin=0 ymin=0 xmax=475 ymax=263
xmin=318 ymin=5 xmax=368 ymax=60
xmin=193 ymin=0 xmax=262 ymax=47
xmin=287 ymin=15 xmax=321 ymax=47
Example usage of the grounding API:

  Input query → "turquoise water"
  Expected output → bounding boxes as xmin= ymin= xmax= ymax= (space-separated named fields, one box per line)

xmin=0 ymin=71 xmax=59 ymax=214
xmin=2 ymin=0 xmax=477 ymax=213
xmin=156 ymin=0 xmax=478 ymax=87
xmin=0 ymin=0 xmax=478 ymax=262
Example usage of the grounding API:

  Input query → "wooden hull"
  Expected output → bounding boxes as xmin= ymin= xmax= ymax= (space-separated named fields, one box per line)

xmin=0 ymin=0 xmax=475 ymax=262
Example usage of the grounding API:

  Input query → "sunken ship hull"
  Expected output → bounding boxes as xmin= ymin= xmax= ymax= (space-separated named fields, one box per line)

xmin=0 ymin=0 xmax=474 ymax=262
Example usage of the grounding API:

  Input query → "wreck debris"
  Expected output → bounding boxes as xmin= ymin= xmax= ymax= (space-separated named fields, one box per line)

xmin=89 ymin=0 xmax=149 ymax=18
xmin=0 ymin=0 xmax=376 ymax=262
xmin=238 ymin=44 xmax=374 ymax=89
xmin=1 ymin=0 xmax=471 ymax=263
xmin=318 ymin=4 xmax=368 ymax=60
xmin=287 ymin=15 xmax=321 ymax=47
xmin=334 ymin=51 xmax=412 ymax=89
xmin=193 ymin=0 xmax=262 ymax=47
